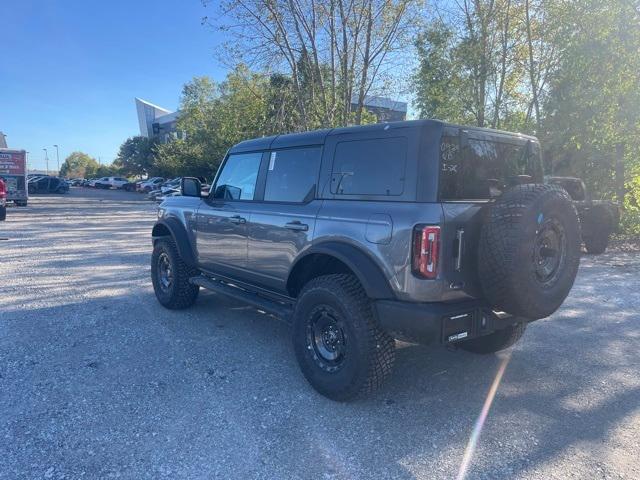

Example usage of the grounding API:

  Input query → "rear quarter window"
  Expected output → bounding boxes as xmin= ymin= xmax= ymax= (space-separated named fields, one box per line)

xmin=331 ymin=137 xmax=407 ymax=196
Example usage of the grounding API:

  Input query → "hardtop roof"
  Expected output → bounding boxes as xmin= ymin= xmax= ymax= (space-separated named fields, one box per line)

xmin=228 ymin=119 xmax=537 ymax=154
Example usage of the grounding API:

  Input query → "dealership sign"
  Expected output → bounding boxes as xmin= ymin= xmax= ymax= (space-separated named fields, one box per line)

xmin=0 ymin=150 xmax=26 ymax=175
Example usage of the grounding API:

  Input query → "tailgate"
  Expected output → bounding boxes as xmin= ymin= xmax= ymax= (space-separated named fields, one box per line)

xmin=440 ymin=202 xmax=486 ymax=299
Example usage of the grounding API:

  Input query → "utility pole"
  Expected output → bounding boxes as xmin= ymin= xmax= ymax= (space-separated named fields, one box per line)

xmin=43 ymin=148 xmax=49 ymax=175
xmin=53 ymin=144 xmax=60 ymax=174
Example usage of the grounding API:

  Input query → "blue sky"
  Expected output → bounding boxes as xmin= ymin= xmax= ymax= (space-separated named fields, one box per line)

xmin=0 ymin=0 xmax=227 ymax=171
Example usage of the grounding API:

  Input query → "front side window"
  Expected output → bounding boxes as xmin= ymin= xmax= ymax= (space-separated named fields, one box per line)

xmin=331 ymin=137 xmax=407 ymax=196
xmin=264 ymin=147 xmax=321 ymax=203
xmin=213 ymin=152 xmax=262 ymax=200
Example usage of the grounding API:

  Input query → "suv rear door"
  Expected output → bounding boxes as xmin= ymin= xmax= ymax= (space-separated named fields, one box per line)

xmin=246 ymin=146 xmax=323 ymax=292
xmin=196 ymin=151 xmax=262 ymax=276
xmin=438 ymin=128 xmax=542 ymax=298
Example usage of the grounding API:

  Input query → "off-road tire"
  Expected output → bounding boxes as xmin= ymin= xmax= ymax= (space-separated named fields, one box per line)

xmin=151 ymin=237 xmax=199 ymax=309
xmin=459 ymin=322 xmax=527 ymax=354
xmin=292 ymin=274 xmax=395 ymax=401
xmin=0 ymin=206 xmax=6 ymax=221
xmin=583 ymin=206 xmax=612 ymax=254
xmin=478 ymin=184 xmax=581 ymax=320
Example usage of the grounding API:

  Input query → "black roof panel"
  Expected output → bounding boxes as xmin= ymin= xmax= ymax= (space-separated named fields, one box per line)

xmin=229 ymin=135 xmax=277 ymax=153
xmin=271 ymin=129 xmax=332 ymax=149
xmin=227 ymin=119 xmax=537 ymax=153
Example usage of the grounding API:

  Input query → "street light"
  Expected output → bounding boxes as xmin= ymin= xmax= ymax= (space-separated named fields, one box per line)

xmin=53 ymin=144 xmax=60 ymax=173
xmin=43 ymin=148 xmax=49 ymax=175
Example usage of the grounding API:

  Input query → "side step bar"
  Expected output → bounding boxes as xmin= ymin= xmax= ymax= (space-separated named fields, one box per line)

xmin=189 ymin=275 xmax=294 ymax=322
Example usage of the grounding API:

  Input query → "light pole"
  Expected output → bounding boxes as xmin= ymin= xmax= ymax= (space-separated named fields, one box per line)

xmin=43 ymin=148 xmax=49 ymax=175
xmin=53 ymin=144 xmax=60 ymax=174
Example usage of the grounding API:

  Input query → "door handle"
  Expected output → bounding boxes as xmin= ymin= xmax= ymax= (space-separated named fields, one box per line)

xmin=229 ymin=215 xmax=246 ymax=224
xmin=285 ymin=221 xmax=309 ymax=232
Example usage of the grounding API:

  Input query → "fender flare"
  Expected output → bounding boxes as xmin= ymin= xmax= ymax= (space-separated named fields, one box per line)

xmin=289 ymin=241 xmax=395 ymax=300
xmin=152 ymin=217 xmax=197 ymax=268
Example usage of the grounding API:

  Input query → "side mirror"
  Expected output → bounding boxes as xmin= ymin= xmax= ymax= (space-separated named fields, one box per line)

xmin=181 ymin=177 xmax=201 ymax=197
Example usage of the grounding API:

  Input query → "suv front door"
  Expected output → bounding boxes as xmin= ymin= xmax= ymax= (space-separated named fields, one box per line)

xmin=247 ymin=146 xmax=323 ymax=292
xmin=196 ymin=151 xmax=263 ymax=277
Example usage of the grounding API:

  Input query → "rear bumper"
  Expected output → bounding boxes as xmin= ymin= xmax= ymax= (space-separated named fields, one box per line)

xmin=374 ymin=299 xmax=521 ymax=346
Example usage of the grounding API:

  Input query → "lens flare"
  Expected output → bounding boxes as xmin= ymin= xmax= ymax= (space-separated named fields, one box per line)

xmin=456 ymin=351 xmax=512 ymax=480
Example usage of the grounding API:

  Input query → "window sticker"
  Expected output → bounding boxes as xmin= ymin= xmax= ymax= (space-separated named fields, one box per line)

xmin=269 ymin=152 xmax=276 ymax=171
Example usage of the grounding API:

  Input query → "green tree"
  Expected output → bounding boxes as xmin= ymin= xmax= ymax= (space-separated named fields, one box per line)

xmin=208 ymin=0 xmax=419 ymax=128
xmin=59 ymin=152 xmax=100 ymax=178
xmin=114 ymin=136 xmax=157 ymax=178
xmin=413 ymin=21 xmax=471 ymax=124
xmin=541 ymin=0 xmax=640 ymax=206
xmin=94 ymin=164 xmax=119 ymax=178
xmin=414 ymin=1 xmax=532 ymax=130
xmin=155 ymin=67 xmax=271 ymax=179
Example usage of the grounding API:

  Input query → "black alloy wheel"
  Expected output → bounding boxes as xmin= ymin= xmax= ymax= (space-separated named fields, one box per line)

xmin=533 ymin=217 xmax=567 ymax=286
xmin=306 ymin=305 xmax=347 ymax=373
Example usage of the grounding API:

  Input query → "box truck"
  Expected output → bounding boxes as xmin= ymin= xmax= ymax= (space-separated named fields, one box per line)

xmin=0 ymin=149 xmax=28 ymax=206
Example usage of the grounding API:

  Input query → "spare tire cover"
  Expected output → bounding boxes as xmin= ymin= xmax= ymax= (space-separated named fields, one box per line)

xmin=478 ymin=184 xmax=581 ymax=320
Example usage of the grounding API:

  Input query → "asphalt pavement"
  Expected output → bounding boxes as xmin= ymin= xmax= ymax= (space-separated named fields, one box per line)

xmin=1 ymin=188 xmax=639 ymax=479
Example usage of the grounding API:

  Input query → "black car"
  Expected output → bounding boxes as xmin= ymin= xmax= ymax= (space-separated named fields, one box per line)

xmin=28 ymin=176 xmax=69 ymax=194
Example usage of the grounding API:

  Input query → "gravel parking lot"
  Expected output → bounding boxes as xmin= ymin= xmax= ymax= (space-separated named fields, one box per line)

xmin=1 ymin=188 xmax=639 ymax=480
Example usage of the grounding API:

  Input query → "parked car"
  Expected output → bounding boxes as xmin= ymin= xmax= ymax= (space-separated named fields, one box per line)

xmin=138 ymin=177 xmax=165 ymax=193
xmin=546 ymin=176 xmax=620 ymax=254
xmin=94 ymin=176 xmax=131 ymax=189
xmin=154 ymin=188 xmax=180 ymax=203
xmin=149 ymin=119 xmax=581 ymax=401
xmin=93 ymin=177 xmax=110 ymax=189
xmin=27 ymin=176 xmax=69 ymax=194
xmin=146 ymin=178 xmax=182 ymax=200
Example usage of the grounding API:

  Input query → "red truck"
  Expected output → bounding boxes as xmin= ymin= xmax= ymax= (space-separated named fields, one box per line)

xmin=0 ymin=149 xmax=28 ymax=207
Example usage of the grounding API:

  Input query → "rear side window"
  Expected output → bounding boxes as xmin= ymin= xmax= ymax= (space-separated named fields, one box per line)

xmin=264 ymin=147 xmax=321 ymax=203
xmin=439 ymin=136 xmax=539 ymax=200
xmin=213 ymin=152 xmax=262 ymax=200
xmin=331 ymin=137 xmax=407 ymax=196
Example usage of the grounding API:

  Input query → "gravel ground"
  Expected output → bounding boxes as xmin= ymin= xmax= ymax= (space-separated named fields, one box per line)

xmin=1 ymin=188 xmax=639 ymax=480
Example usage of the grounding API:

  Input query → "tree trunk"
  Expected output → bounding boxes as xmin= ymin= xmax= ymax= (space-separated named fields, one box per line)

xmin=615 ymin=143 xmax=626 ymax=207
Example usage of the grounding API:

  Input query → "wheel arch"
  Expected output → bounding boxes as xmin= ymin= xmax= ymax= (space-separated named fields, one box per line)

xmin=286 ymin=242 xmax=395 ymax=300
xmin=152 ymin=217 xmax=197 ymax=268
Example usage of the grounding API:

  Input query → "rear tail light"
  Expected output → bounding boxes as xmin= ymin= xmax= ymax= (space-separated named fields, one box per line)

xmin=412 ymin=225 xmax=440 ymax=279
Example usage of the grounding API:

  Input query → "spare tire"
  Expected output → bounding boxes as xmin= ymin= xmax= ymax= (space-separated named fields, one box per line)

xmin=478 ymin=184 xmax=581 ymax=320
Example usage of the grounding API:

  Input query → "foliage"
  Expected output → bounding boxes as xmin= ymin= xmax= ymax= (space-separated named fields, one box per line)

xmin=154 ymin=67 xmax=271 ymax=179
xmin=541 ymin=1 xmax=640 ymax=198
xmin=414 ymin=0 xmax=539 ymax=131
xmin=413 ymin=0 xmax=640 ymax=234
xmin=413 ymin=21 xmax=471 ymax=124
xmin=114 ymin=136 xmax=157 ymax=178
xmin=59 ymin=152 xmax=100 ymax=178
xmin=207 ymin=0 xmax=420 ymax=128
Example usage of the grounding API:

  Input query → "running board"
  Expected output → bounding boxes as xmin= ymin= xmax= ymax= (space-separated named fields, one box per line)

xmin=189 ymin=275 xmax=294 ymax=322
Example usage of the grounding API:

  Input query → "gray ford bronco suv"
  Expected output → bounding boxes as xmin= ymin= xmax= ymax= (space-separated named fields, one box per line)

xmin=150 ymin=120 xmax=581 ymax=401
